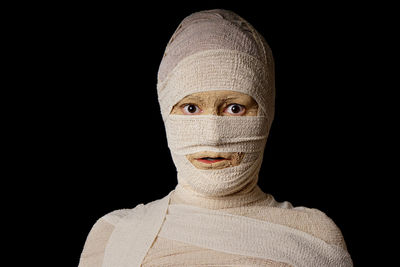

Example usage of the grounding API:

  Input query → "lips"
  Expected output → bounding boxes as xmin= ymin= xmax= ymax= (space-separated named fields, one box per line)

xmin=186 ymin=151 xmax=243 ymax=170
xmin=196 ymin=157 xmax=227 ymax=164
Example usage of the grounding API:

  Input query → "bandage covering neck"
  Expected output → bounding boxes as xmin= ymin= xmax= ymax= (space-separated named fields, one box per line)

xmin=157 ymin=9 xmax=275 ymax=202
xmin=78 ymin=9 xmax=352 ymax=267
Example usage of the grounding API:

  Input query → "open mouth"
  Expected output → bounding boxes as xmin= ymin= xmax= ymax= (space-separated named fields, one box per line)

xmin=196 ymin=157 xmax=227 ymax=164
xmin=186 ymin=151 xmax=244 ymax=170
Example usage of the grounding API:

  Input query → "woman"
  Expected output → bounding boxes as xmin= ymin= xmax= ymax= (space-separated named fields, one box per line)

xmin=78 ymin=9 xmax=352 ymax=266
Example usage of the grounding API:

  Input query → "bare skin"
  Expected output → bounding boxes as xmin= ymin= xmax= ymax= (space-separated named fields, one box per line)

xmin=170 ymin=90 xmax=259 ymax=169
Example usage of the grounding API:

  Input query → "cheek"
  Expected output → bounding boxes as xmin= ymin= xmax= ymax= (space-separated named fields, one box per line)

xmin=246 ymin=104 xmax=259 ymax=116
xmin=231 ymin=153 xmax=245 ymax=166
xmin=170 ymin=105 xmax=182 ymax=115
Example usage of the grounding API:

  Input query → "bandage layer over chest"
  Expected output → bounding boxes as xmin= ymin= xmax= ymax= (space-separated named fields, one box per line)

xmin=156 ymin=204 xmax=353 ymax=267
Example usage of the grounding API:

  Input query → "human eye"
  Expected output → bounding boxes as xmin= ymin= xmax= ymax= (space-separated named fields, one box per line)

xmin=224 ymin=103 xmax=246 ymax=116
xmin=182 ymin=104 xmax=202 ymax=115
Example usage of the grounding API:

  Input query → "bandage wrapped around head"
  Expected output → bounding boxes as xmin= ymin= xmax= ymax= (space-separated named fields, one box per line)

xmin=157 ymin=9 xmax=275 ymax=197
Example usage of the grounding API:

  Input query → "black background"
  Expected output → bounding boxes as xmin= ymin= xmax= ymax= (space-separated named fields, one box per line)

xmin=15 ymin=2 xmax=392 ymax=266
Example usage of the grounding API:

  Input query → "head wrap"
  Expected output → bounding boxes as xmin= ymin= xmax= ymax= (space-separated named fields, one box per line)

xmin=157 ymin=9 xmax=275 ymax=197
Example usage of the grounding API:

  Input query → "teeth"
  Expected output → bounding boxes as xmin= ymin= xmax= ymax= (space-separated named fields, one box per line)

xmin=202 ymin=157 xmax=224 ymax=161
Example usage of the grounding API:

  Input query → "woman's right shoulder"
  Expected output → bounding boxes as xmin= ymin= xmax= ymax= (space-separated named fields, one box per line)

xmin=98 ymin=203 xmax=146 ymax=226
xmin=79 ymin=205 xmax=146 ymax=263
xmin=99 ymin=208 xmax=132 ymax=226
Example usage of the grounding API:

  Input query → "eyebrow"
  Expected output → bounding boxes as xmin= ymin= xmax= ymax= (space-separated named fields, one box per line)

xmin=178 ymin=95 xmax=205 ymax=104
xmin=224 ymin=97 xmax=242 ymax=101
xmin=222 ymin=96 xmax=254 ymax=105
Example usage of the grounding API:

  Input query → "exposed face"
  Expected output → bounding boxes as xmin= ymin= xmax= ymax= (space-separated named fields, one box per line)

xmin=170 ymin=90 xmax=259 ymax=170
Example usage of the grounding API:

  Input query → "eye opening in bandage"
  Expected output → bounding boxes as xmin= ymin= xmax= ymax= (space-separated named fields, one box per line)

xmin=157 ymin=49 xmax=274 ymax=122
xmin=169 ymin=90 xmax=260 ymax=117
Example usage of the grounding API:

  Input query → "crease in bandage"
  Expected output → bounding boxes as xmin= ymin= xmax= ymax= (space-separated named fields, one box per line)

xmin=158 ymin=204 xmax=354 ymax=267
xmin=165 ymin=113 xmax=268 ymax=196
xmin=165 ymin=115 xmax=269 ymax=155
xmin=157 ymin=49 xmax=273 ymax=122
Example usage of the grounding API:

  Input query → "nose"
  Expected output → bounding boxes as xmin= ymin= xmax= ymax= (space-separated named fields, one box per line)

xmin=202 ymin=105 xmax=220 ymax=116
xmin=202 ymin=116 xmax=225 ymax=145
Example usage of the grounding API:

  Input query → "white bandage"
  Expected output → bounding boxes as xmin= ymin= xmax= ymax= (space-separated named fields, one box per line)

xmin=80 ymin=10 xmax=353 ymax=267
xmin=165 ymin=115 xmax=269 ymax=155
xmin=165 ymin=114 xmax=269 ymax=196
xmin=158 ymin=49 xmax=274 ymax=121
xmin=156 ymin=12 xmax=275 ymax=197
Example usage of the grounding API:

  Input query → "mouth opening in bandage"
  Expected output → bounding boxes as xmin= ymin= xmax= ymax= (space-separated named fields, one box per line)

xmin=186 ymin=151 xmax=245 ymax=170
xmin=168 ymin=90 xmax=261 ymax=170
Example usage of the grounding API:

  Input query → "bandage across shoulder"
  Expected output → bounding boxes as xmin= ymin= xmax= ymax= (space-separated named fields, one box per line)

xmin=100 ymin=9 xmax=353 ymax=267
xmin=103 ymin=193 xmax=353 ymax=267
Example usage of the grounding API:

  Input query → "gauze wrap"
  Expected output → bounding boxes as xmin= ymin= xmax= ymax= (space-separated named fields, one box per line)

xmin=157 ymin=10 xmax=275 ymax=197
xmin=78 ymin=10 xmax=352 ymax=267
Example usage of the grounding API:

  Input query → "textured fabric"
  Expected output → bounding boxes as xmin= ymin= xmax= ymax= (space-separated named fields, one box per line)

xmin=157 ymin=10 xmax=270 ymax=82
xmin=78 ymin=189 xmax=351 ymax=266
xmin=158 ymin=204 xmax=352 ymax=267
xmin=144 ymin=191 xmax=351 ymax=266
xmin=156 ymin=9 xmax=274 ymax=200
xmin=78 ymin=210 xmax=130 ymax=267
xmin=78 ymin=9 xmax=353 ymax=267
xmin=171 ymin=181 xmax=273 ymax=210
xmin=165 ymin=115 xmax=269 ymax=155
xmin=101 ymin=193 xmax=171 ymax=267
xmin=158 ymin=49 xmax=274 ymax=121
xmin=78 ymin=219 xmax=114 ymax=267
xmin=166 ymin=114 xmax=268 ymax=196
xmin=143 ymin=236 xmax=291 ymax=266
xmin=157 ymin=10 xmax=275 ymax=122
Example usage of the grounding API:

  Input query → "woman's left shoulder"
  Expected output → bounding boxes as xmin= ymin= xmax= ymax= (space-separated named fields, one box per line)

xmin=292 ymin=206 xmax=348 ymax=250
